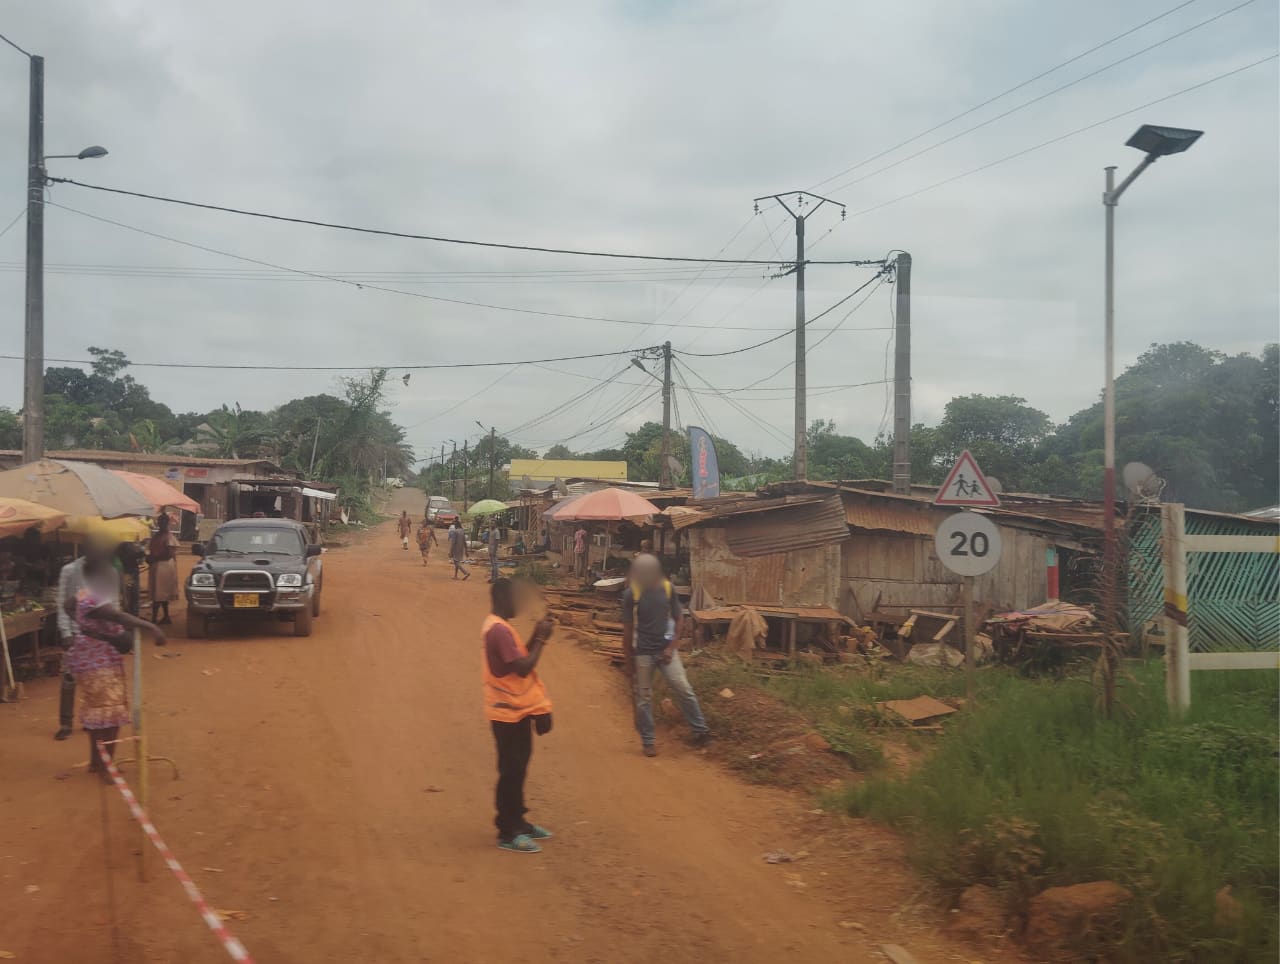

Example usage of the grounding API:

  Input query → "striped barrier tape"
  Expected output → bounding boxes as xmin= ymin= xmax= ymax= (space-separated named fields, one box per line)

xmin=96 ymin=741 xmax=255 ymax=964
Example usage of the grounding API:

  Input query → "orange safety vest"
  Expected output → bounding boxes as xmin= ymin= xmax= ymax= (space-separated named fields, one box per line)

xmin=481 ymin=613 xmax=553 ymax=723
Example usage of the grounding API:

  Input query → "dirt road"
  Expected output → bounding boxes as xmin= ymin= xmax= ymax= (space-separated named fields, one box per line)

xmin=1 ymin=493 xmax=983 ymax=963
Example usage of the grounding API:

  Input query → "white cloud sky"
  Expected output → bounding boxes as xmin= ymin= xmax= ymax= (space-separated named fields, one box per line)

xmin=1 ymin=0 xmax=1276 ymax=462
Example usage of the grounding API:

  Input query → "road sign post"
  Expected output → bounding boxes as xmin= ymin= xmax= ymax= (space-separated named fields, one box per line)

xmin=935 ymin=511 xmax=1003 ymax=698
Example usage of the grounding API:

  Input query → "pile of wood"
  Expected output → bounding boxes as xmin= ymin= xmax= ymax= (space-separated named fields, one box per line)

xmin=984 ymin=602 xmax=1126 ymax=672
xmin=544 ymin=587 xmax=629 ymax=664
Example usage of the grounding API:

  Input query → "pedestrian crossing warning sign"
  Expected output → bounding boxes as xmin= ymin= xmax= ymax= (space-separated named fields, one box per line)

xmin=934 ymin=450 xmax=1001 ymax=507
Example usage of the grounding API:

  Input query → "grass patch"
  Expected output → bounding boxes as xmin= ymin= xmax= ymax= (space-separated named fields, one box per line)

xmin=838 ymin=662 xmax=1278 ymax=962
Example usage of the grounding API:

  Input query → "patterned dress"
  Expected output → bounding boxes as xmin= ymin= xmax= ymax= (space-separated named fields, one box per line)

xmin=63 ymin=585 xmax=130 ymax=731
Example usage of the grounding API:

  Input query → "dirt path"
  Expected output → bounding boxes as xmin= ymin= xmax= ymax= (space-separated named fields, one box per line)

xmin=1 ymin=493 xmax=995 ymax=963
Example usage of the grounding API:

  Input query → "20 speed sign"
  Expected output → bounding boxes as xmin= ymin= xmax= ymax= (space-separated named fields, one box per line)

xmin=935 ymin=511 xmax=1003 ymax=576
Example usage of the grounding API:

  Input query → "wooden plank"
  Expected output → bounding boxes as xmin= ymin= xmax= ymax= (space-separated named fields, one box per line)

xmin=1185 ymin=534 xmax=1280 ymax=554
xmin=1188 ymin=651 xmax=1280 ymax=671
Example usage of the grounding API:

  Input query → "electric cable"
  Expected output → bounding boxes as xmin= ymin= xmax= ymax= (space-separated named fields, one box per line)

xmin=807 ymin=0 xmax=1201 ymax=190
xmin=0 ymin=209 xmax=24 ymax=242
xmin=48 ymin=178 xmax=882 ymax=266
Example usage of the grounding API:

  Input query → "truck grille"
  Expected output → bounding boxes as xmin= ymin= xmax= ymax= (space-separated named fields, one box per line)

xmin=221 ymin=571 xmax=273 ymax=591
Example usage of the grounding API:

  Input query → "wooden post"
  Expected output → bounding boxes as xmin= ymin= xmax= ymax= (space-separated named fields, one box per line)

xmin=133 ymin=628 xmax=149 ymax=879
xmin=962 ymin=576 xmax=975 ymax=700
xmin=1161 ymin=503 xmax=1191 ymax=714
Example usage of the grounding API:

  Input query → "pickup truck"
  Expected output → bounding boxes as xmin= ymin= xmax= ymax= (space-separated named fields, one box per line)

xmin=185 ymin=518 xmax=324 ymax=638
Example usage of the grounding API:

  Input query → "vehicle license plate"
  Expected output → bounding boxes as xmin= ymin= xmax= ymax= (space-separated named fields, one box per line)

xmin=233 ymin=593 xmax=259 ymax=608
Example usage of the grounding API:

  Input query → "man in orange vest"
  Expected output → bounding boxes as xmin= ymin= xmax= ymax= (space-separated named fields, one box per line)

xmin=482 ymin=578 xmax=555 ymax=854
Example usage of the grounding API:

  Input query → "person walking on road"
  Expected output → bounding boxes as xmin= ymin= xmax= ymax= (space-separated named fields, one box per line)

xmin=147 ymin=512 xmax=179 ymax=626
xmin=622 ymin=554 xmax=710 ymax=757
xmin=482 ymin=578 xmax=555 ymax=853
xmin=448 ymin=520 xmax=470 ymax=580
xmin=416 ymin=522 xmax=437 ymax=566
xmin=398 ymin=511 xmax=413 ymax=550
xmin=486 ymin=525 xmax=501 ymax=583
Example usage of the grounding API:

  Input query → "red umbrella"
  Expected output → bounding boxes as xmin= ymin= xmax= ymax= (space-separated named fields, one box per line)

xmin=549 ymin=487 xmax=659 ymax=522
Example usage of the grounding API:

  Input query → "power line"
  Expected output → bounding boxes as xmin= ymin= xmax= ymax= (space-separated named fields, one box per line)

xmin=0 ymin=346 xmax=661 ymax=373
xmin=48 ymin=177 xmax=883 ymax=266
xmin=844 ymin=53 xmax=1279 ymax=222
xmin=404 ymin=364 xmax=523 ymax=430
xmin=46 ymin=202 xmax=859 ymax=331
xmin=825 ymin=0 xmax=1259 ymax=195
xmin=807 ymin=0 xmax=1201 ymax=190
xmin=0 ymin=30 xmax=31 ymax=57
xmin=0 ymin=209 xmax=24 ymax=242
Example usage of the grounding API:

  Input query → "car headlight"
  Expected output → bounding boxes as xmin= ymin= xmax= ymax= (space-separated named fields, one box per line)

xmin=276 ymin=573 xmax=303 ymax=588
xmin=191 ymin=573 xmax=216 ymax=588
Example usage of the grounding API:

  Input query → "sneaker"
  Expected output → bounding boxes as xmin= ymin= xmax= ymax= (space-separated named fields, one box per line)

xmin=525 ymin=824 xmax=553 ymax=840
xmin=498 ymin=834 xmax=541 ymax=854
xmin=54 ymin=727 xmax=73 ymax=741
xmin=643 ymin=745 xmax=658 ymax=758
xmin=691 ymin=732 xmax=713 ymax=749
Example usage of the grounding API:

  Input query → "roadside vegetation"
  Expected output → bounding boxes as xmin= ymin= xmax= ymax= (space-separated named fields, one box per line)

xmin=687 ymin=659 xmax=1278 ymax=962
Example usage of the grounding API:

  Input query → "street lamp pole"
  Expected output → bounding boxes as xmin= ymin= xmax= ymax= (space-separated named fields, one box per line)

xmin=1100 ymin=124 xmax=1202 ymax=633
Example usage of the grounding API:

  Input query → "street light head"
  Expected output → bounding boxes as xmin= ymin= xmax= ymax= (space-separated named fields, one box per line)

xmin=1126 ymin=125 xmax=1202 ymax=157
xmin=76 ymin=145 xmax=108 ymax=159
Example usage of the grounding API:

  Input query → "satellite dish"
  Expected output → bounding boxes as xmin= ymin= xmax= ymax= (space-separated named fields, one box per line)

xmin=986 ymin=476 xmax=1004 ymax=494
xmin=1123 ymin=462 xmax=1165 ymax=503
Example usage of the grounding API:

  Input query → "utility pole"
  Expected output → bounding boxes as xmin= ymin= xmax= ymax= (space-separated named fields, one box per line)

xmin=22 ymin=55 xmax=44 ymax=464
xmin=659 ymin=341 xmax=673 ymax=489
xmin=488 ymin=427 xmax=495 ymax=498
xmin=753 ymin=191 xmax=845 ymax=480
xmin=450 ymin=440 xmax=457 ymax=499
xmin=308 ymin=416 xmax=322 ymax=476
xmin=462 ymin=439 xmax=469 ymax=511
xmin=891 ymin=252 xmax=912 ymax=494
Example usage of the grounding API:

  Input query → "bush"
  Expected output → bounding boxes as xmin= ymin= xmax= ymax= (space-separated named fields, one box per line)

xmin=841 ymin=663 xmax=1279 ymax=962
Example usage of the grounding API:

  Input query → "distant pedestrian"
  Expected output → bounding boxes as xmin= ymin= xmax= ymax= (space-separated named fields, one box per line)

xmin=482 ymin=577 xmax=554 ymax=853
xmin=622 ymin=554 xmax=710 ymax=757
xmin=487 ymin=525 xmax=501 ymax=583
xmin=398 ymin=511 xmax=412 ymax=550
xmin=448 ymin=521 xmax=470 ymax=580
xmin=574 ymin=526 xmax=588 ymax=580
xmin=147 ymin=512 xmax=179 ymax=627
xmin=416 ymin=522 xmax=437 ymax=566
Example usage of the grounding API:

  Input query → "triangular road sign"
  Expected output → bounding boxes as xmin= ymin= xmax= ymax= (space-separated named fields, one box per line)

xmin=934 ymin=450 xmax=1001 ymax=506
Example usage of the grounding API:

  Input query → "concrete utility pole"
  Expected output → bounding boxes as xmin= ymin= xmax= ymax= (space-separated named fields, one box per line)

xmin=753 ymin=191 xmax=845 ymax=481
xmin=488 ymin=427 xmax=496 ymax=498
xmin=462 ymin=439 xmax=469 ymax=511
xmin=450 ymin=440 xmax=457 ymax=498
xmin=659 ymin=341 xmax=673 ymax=489
xmin=22 ymin=55 xmax=44 ymax=464
xmin=891 ymin=252 xmax=912 ymax=494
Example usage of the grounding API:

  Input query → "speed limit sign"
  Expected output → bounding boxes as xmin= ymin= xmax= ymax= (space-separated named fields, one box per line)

xmin=935 ymin=511 xmax=1003 ymax=576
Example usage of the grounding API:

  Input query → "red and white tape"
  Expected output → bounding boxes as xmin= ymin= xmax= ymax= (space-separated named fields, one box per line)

xmin=96 ymin=741 xmax=255 ymax=964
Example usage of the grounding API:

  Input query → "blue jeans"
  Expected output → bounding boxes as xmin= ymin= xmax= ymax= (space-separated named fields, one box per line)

xmin=633 ymin=650 xmax=708 ymax=746
xmin=489 ymin=554 xmax=499 ymax=582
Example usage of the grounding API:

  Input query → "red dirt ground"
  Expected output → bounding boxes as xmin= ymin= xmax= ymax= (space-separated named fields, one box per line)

xmin=0 ymin=491 xmax=1017 ymax=963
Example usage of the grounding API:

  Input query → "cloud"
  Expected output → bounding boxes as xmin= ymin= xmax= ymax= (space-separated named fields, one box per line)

xmin=0 ymin=0 xmax=1275 ymax=463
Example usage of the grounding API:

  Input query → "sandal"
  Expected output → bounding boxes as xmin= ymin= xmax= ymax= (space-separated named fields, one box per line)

xmin=498 ymin=834 xmax=541 ymax=854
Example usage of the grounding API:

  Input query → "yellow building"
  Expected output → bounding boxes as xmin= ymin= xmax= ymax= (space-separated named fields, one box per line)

xmin=508 ymin=459 xmax=628 ymax=488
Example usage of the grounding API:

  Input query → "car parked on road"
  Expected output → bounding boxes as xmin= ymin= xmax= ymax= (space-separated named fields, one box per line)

xmin=427 ymin=496 xmax=459 ymax=528
xmin=185 ymin=519 xmax=324 ymax=639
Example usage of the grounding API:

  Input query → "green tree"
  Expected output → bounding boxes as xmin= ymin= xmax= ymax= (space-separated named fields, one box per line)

xmin=543 ymin=444 xmax=577 ymax=460
xmin=0 ymin=408 xmax=21 ymax=450
xmin=806 ymin=419 xmax=877 ymax=481
xmin=934 ymin=395 xmax=1051 ymax=491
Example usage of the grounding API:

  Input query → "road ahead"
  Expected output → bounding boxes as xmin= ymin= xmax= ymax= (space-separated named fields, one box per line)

xmin=1 ymin=492 xmax=978 ymax=963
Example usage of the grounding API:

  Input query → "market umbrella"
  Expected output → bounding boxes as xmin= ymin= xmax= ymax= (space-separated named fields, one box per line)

xmin=465 ymin=499 xmax=508 ymax=517
xmin=0 ymin=459 xmax=153 ymax=519
xmin=549 ymin=487 xmax=659 ymax=522
xmin=0 ymin=497 xmax=67 ymax=540
xmin=59 ymin=516 xmax=152 ymax=541
xmin=111 ymin=470 xmax=200 ymax=514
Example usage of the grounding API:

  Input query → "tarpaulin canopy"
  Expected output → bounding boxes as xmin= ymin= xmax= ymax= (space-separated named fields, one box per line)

xmin=301 ymin=487 xmax=337 ymax=501
xmin=0 ymin=497 xmax=67 ymax=540
xmin=548 ymin=487 xmax=659 ymax=522
xmin=0 ymin=460 xmax=152 ymax=519
xmin=59 ymin=516 xmax=152 ymax=542
xmin=111 ymin=470 xmax=200 ymax=514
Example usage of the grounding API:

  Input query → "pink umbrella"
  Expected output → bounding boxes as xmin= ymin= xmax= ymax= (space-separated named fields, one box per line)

xmin=110 ymin=470 xmax=201 ymax=514
xmin=549 ymin=487 xmax=659 ymax=522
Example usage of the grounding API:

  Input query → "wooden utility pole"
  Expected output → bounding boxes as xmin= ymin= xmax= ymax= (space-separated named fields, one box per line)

xmin=488 ymin=426 xmax=496 ymax=498
xmin=892 ymin=252 xmax=912 ymax=494
xmin=462 ymin=440 xmax=469 ymax=510
xmin=659 ymin=341 xmax=673 ymax=489
xmin=22 ymin=55 xmax=44 ymax=464
xmin=752 ymin=191 xmax=845 ymax=480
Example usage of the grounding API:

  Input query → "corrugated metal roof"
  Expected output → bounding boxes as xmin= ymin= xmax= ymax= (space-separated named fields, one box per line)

xmin=842 ymin=497 xmax=938 ymax=536
xmin=722 ymin=495 xmax=850 ymax=557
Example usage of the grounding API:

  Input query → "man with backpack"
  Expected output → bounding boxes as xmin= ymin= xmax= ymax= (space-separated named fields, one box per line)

xmin=620 ymin=554 xmax=710 ymax=757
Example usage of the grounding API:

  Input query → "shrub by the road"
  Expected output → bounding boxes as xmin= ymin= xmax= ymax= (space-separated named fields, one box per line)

xmin=841 ymin=662 xmax=1278 ymax=962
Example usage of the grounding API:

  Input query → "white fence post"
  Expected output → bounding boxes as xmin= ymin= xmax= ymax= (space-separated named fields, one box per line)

xmin=1161 ymin=503 xmax=1191 ymax=715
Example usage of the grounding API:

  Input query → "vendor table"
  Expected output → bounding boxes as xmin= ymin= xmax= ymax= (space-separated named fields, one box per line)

xmin=2 ymin=608 xmax=56 ymax=675
xmin=689 ymin=604 xmax=853 ymax=657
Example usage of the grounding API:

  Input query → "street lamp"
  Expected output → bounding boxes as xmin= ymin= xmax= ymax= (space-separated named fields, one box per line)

xmin=1100 ymin=123 xmax=1203 ymax=632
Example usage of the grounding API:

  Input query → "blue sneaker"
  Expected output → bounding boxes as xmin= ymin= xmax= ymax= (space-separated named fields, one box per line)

xmin=498 ymin=834 xmax=541 ymax=854
xmin=525 ymin=824 xmax=553 ymax=840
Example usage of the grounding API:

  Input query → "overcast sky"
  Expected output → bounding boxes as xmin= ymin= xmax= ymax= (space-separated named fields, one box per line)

xmin=1 ymin=0 xmax=1276 ymax=464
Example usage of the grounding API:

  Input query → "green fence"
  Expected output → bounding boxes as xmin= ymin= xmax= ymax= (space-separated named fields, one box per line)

xmin=1129 ymin=510 xmax=1279 ymax=653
